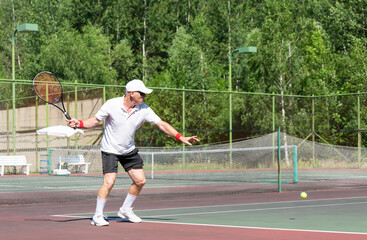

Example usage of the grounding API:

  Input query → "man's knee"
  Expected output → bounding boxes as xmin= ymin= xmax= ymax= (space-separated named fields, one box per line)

xmin=135 ymin=178 xmax=146 ymax=188
xmin=103 ymin=174 xmax=116 ymax=189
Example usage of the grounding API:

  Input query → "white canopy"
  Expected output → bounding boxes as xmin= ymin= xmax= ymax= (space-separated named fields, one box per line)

xmin=37 ymin=125 xmax=84 ymax=137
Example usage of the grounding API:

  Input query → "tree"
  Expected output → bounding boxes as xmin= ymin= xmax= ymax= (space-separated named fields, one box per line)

xmin=35 ymin=25 xmax=116 ymax=84
xmin=111 ymin=39 xmax=136 ymax=85
xmin=165 ymin=27 xmax=203 ymax=89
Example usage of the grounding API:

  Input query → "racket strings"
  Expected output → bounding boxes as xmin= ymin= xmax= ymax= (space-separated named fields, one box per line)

xmin=34 ymin=74 xmax=62 ymax=103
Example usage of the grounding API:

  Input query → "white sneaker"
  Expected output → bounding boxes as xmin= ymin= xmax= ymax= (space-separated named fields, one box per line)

xmin=118 ymin=208 xmax=142 ymax=223
xmin=91 ymin=214 xmax=109 ymax=226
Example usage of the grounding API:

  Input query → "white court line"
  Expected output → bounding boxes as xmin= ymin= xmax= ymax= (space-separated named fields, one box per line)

xmin=53 ymin=206 xmax=367 ymax=236
xmin=142 ymin=221 xmax=367 ymax=236
xmin=52 ymin=195 xmax=367 ymax=218
xmin=51 ymin=198 xmax=367 ymax=235
xmin=50 ymin=215 xmax=367 ymax=236
xmin=138 ymin=195 xmax=367 ymax=211
xmin=52 ymin=197 xmax=367 ymax=219
xmin=140 ymin=200 xmax=367 ymax=218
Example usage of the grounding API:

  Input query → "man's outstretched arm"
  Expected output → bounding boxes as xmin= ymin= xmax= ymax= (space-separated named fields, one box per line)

xmin=155 ymin=120 xmax=200 ymax=146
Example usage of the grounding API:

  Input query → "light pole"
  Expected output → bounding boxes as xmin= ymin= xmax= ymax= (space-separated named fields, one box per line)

xmin=228 ymin=46 xmax=257 ymax=166
xmin=12 ymin=23 xmax=38 ymax=154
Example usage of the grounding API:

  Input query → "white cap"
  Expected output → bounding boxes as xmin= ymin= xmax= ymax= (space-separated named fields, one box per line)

xmin=125 ymin=79 xmax=153 ymax=94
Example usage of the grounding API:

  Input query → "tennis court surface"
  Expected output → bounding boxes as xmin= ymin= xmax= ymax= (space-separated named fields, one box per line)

xmin=1 ymin=172 xmax=367 ymax=240
xmin=1 ymin=137 xmax=367 ymax=239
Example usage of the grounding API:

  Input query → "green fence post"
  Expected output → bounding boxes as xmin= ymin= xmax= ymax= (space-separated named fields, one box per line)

xmin=182 ymin=86 xmax=186 ymax=169
xmin=48 ymin=148 xmax=52 ymax=175
xmin=67 ymin=94 xmax=70 ymax=147
xmin=46 ymin=84 xmax=50 ymax=160
xmin=12 ymin=81 xmax=16 ymax=154
xmin=74 ymin=80 xmax=78 ymax=149
xmin=272 ymin=92 xmax=275 ymax=167
xmin=35 ymin=97 xmax=39 ymax=171
xmin=278 ymin=127 xmax=281 ymax=192
xmin=7 ymin=103 xmax=10 ymax=154
xmin=229 ymin=88 xmax=233 ymax=169
xmin=358 ymin=92 xmax=361 ymax=168
xmin=312 ymin=95 xmax=315 ymax=166
xmin=103 ymin=86 xmax=106 ymax=129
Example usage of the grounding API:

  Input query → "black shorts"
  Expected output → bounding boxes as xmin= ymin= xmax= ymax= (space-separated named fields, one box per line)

xmin=101 ymin=149 xmax=143 ymax=174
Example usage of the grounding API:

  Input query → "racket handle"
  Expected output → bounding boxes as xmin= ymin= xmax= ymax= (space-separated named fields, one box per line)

xmin=64 ymin=112 xmax=78 ymax=129
xmin=64 ymin=112 xmax=71 ymax=120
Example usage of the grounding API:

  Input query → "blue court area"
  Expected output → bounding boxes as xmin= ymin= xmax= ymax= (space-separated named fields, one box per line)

xmin=0 ymin=170 xmax=290 ymax=193
xmin=1 ymin=168 xmax=367 ymax=195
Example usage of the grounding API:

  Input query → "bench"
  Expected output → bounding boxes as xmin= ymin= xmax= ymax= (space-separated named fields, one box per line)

xmin=0 ymin=156 xmax=32 ymax=176
xmin=54 ymin=155 xmax=90 ymax=173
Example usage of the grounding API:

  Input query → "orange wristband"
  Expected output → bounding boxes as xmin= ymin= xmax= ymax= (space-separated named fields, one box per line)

xmin=175 ymin=133 xmax=182 ymax=141
xmin=78 ymin=120 xmax=84 ymax=128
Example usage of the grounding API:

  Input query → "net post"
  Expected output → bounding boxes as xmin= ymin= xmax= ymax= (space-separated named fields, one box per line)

xmin=278 ymin=127 xmax=281 ymax=192
xmin=293 ymin=145 xmax=298 ymax=183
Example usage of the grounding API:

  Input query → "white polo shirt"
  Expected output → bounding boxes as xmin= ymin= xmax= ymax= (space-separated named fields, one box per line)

xmin=95 ymin=96 xmax=161 ymax=155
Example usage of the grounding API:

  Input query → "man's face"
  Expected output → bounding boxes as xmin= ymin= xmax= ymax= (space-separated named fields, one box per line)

xmin=131 ymin=91 xmax=146 ymax=105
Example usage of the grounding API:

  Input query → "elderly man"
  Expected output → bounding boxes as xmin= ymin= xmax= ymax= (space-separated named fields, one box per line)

xmin=67 ymin=79 xmax=199 ymax=226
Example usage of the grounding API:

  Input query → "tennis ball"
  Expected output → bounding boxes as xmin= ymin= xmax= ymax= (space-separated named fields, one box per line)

xmin=300 ymin=192 xmax=307 ymax=199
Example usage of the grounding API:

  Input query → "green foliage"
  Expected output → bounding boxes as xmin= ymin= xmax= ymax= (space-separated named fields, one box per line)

xmin=111 ymin=39 xmax=136 ymax=85
xmin=167 ymin=27 xmax=203 ymax=89
xmin=36 ymin=25 xmax=116 ymax=84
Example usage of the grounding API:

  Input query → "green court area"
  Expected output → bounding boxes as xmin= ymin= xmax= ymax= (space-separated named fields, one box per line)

xmin=2 ymin=169 xmax=367 ymax=239
xmin=55 ymin=197 xmax=367 ymax=235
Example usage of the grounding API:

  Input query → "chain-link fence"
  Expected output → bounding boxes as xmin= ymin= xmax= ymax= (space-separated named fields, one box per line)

xmin=1 ymin=79 xmax=367 ymax=174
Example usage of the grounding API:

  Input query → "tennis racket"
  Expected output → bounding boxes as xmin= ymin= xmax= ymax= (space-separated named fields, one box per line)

xmin=33 ymin=71 xmax=73 ymax=121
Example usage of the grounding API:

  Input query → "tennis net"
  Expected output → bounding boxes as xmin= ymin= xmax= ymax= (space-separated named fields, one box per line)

xmin=0 ymin=144 xmax=297 ymax=205
xmin=47 ymin=145 xmax=297 ymax=184
xmin=3 ymin=132 xmax=367 ymax=205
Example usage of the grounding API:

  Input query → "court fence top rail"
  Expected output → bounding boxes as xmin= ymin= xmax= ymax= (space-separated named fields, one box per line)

xmin=1 ymin=78 xmax=367 ymax=97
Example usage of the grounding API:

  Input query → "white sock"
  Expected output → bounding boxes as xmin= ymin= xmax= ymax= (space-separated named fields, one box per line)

xmin=121 ymin=192 xmax=137 ymax=210
xmin=95 ymin=196 xmax=107 ymax=216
